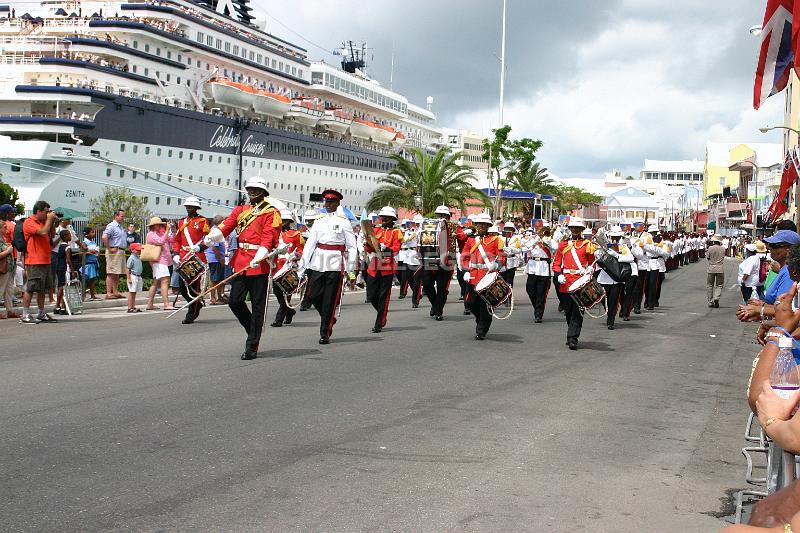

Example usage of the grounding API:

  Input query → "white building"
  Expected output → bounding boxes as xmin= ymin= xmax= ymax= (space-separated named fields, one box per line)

xmin=640 ymin=159 xmax=704 ymax=185
xmin=604 ymin=186 xmax=660 ymax=226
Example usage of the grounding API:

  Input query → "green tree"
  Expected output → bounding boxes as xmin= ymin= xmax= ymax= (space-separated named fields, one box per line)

xmin=0 ymin=178 xmax=24 ymax=214
xmin=87 ymin=186 xmax=151 ymax=228
xmin=503 ymin=162 xmax=555 ymax=219
xmin=551 ymin=185 xmax=603 ymax=214
xmin=481 ymin=125 xmax=544 ymax=216
xmin=367 ymin=147 xmax=489 ymax=216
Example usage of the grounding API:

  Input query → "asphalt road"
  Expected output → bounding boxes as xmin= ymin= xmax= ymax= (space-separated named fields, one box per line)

xmin=1 ymin=259 xmax=756 ymax=532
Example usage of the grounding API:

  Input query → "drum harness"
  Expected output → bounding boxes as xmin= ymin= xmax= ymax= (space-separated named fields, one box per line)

xmin=568 ymin=244 xmax=607 ymax=319
xmin=178 ymin=217 xmax=208 ymax=301
xmin=476 ymin=238 xmax=514 ymax=320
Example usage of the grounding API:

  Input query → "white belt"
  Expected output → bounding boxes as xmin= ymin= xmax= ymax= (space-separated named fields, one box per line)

xmin=562 ymin=268 xmax=582 ymax=274
xmin=239 ymin=243 xmax=260 ymax=250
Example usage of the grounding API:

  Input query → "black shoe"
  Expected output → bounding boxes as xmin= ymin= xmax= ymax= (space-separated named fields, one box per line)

xmin=568 ymin=340 xmax=578 ymax=350
xmin=299 ymin=306 xmax=309 ymax=312
xmin=429 ymin=309 xmax=435 ymax=317
xmin=534 ymin=318 xmax=542 ymax=323
xmin=284 ymin=308 xmax=296 ymax=324
xmin=633 ymin=308 xmax=641 ymax=314
xmin=607 ymin=324 xmax=615 ymax=330
xmin=464 ymin=309 xmax=471 ymax=315
xmin=371 ymin=326 xmax=382 ymax=333
xmin=319 ymin=337 xmax=330 ymax=345
xmin=475 ymin=334 xmax=485 ymax=340
xmin=398 ymin=294 xmax=406 ymax=299
xmin=708 ymin=303 xmax=714 ymax=308
xmin=646 ymin=306 xmax=654 ymax=311
xmin=458 ymin=296 xmax=464 ymax=301
xmin=714 ymin=301 xmax=719 ymax=308
xmin=182 ymin=318 xmax=195 ymax=324
xmin=412 ymin=303 xmax=419 ymax=309
xmin=241 ymin=350 xmax=257 ymax=360
xmin=622 ymin=316 xmax=630 ymax=322
xmin=435 ymin=315 xmax=443 ymax=321
xmin=270 ymin=321 xmax=282 ymax=327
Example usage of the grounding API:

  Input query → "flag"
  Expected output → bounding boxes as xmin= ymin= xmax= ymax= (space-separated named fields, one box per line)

xmin=764 ymin=149 xmax=799 ymax=223
xmin=754 ymin=0 xmax=796 ymax=109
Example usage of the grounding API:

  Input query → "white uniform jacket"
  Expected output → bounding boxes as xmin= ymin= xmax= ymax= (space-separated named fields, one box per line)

xmin=300 ymin=213 xmax=358 ymax=273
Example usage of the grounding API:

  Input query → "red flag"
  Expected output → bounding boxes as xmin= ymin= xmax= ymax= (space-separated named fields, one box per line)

xmin=764 ymin=150 xmax=798 ymax=223
xmin=754 ymin=0 xmax=796 ymax=109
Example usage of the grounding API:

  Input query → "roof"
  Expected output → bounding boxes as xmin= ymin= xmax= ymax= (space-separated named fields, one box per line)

xmin=705 ymin=142 xmax=783 ymax=168
xmin=642 ymin=159 xmax=703 ymax=173
xmin=480 ymin=188 xmax=554 ymax=201
xmin=603 ymin=187 xmax=660 ymax=208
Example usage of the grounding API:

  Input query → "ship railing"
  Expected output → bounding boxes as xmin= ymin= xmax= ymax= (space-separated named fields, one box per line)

xmin=0 ymin=55 xmax=42 ymax=65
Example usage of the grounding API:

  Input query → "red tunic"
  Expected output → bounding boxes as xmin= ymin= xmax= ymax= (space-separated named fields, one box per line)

xmin=173 ymin=215 xmax=211 ymax=263
xmin=218 ymin=203 xmax=281 ymax=276
xmin=465 ymin=235 xmax=502 ymax=286
xmin=275 ymin=229 xmax=304 ymax=270
xmin=552 ymin=239 xmax=597 ymax=293
xmin=365 ymin=226 xmax=403 ymax=276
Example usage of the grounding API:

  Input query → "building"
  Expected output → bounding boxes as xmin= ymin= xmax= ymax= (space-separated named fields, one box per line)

xmin=603 ymin=186 xmax=659 ymax=226
xmin=640 ymin=159 xmax=704 ymax=186
xmin=441 ymin=128 xmax=487 ymax=170
xmin=703 ymin=142 xmax=782 ymax=199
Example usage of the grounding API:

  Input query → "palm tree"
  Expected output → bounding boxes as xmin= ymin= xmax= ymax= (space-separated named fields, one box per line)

xmin=503 ymin=162 xmax=555 ymax=219
xmin=367 ymin=147 xmax=489 ymax=216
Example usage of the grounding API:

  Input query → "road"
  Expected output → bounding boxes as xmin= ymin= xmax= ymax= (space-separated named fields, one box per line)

xmin=1 ymin=259 xmax=754 ymax=532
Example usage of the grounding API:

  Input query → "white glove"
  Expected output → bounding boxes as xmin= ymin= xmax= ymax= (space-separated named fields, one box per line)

xmin=557 ymin=274 xmax=566 ymax=284
xmin=190 ymin=244 xmax=201 ymax=253
xmin=608 ymin=249 xmax=619 ymax=258
xmin=379 ymin=243 xmax=388 ymax=252
xmin=250 ymin=246 xmax=268 ymax=268
xmin=206 ymin=226 xmax=224 ymax=243
xmin=487 ymin=261 xmax=499 ymax=273
xmin=464 ymin=228 xmax=474 ymax=236
xmin=173 ymin=254 xmax=181 ymax=265
xmin=463 ymin=272 xmax=471 ymax=282
xmin=297 ymin=268 xmax=306 ymax=279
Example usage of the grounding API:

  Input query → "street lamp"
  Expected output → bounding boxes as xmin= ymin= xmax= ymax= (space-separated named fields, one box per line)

xmin=750 ymin=25 xmax=763 ymax=37
xmin=760 ymin=125 xmax=800 ymax=226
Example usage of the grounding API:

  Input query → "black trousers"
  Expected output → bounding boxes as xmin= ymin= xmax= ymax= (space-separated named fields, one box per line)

xmin=457 ymin=268 xmax=468 ymax=309
xmin=396 ymin=261 xmax=406 ymax=292
xmin=408 ymin=265 xmax=423 ymax=305
xmin=501 ymin=267 xmax=516 ymax=287
xmin=621 ymin=275 xmax=638 ymax=318
xmin=179 ymin=277 xmax=203 ymax=322
xmin=655 ymin=272 xmax=665 ymax=306
xmin=398 ymin=261 xmax=412 ymax=296
xmin=645 ymin=269 xmax=660 ymax=309
xmin=634 ymin=271 xmax=647 ymax=312
xmin=365 ymin=272 xmax=393 ymax=328
xmin=562 ymin=292 xmax=584 ymax=342
xmin=272 ymin=282 xmax=293 ymax=324
xmin=602 ymin=282 xmax=623 ymax=327
xmin=525 ymin=274 xmax=551 ymax=321
xmin=307 ymin=269 xmax=344 ymax=339
xmin=421 ymin=266 xmax=452 ymax=316
xmin=299 ymin=272 xmax=312 ymax=309
xmin=467 ymin=284 xmax=492 ymax=337
xmin=228 ymin=273 xmax=268 ymax=351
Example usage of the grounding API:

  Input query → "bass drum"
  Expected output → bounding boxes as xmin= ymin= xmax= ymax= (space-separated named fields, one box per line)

xmin=273 ymin=264 xmax=300 ymax=294
xmin=418 ymin=219 xmax=445 ymax=266
xmin=474 ymin=272 xmax=513 ymax=319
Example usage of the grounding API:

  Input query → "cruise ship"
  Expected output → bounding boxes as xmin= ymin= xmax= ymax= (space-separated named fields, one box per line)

xmin=0 ymin=0 xmax=443 ymax=217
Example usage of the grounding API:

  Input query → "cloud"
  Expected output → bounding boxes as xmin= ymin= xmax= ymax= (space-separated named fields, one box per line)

xmin=255 ymin=0 xmax=785 ymax=178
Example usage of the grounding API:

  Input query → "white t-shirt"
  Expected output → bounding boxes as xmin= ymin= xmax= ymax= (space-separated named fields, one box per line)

xmin=738 ymin=254 xmax=763 ymax=288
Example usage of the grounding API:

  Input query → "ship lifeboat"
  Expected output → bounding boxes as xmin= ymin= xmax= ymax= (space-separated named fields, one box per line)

xmin=208 ymin=77 xmax=256 ymax=110
xmin=349 ymin=117 xmax=375 ymax=140
xmin=318 ymin=108 xmax=351 ymax=134
xmin=391 ymin=132 xmax=407 ymax=152
xmin=286 ymin=97 xmax=323 ymax=127
xmin=371 ymin=122 xmax=397 ymax=144
xmin=253 ymin=90 xmax=291 ymax=118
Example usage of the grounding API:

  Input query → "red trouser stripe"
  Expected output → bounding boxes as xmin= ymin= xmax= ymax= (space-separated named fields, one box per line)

xmin=380 ymin=278 xmax=391 ymax=327
xmin=326 ymin=273 xmax=343 ymax=337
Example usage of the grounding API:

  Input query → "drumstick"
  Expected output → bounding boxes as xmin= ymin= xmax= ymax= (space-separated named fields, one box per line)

xmin=167 ymin=268 xmax=246 ymax=318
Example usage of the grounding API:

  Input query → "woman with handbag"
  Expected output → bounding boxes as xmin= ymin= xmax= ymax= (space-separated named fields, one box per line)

xmin=144 ymin=217 xmax=176 ymax=311
xmin=0 ymin=229 xmax=18 ymax=319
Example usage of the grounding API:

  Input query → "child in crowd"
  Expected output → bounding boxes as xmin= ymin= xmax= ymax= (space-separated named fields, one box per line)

xmin=81 ymin=226 xmax=101 ymax=300
xmin=54 ymin=229 xmax=72 ymax=315
xmin=126 ymin=243 xmax=143 ymax=313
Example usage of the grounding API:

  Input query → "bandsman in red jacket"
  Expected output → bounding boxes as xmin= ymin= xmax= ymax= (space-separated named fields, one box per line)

xmin=172 ymin=196 xmax=210 ymax=325
xmin=204 ymin=176 xmax=281 ymax=360
xmin=364 ymin=206 xmax=403 ymax=333
xmin=464 ymin=212 xmax=503 ymax=340
xmin=552 ymin=217 xmax=597 ymax=350
xmin=270 ymin=208 xmax=304 ymax=328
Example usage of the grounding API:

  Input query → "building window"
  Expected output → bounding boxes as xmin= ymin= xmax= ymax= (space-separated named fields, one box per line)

xmin=106 ymin=168 xmax=111 ymax=177
xmin=120 ymin=143 xmax=126 ymax=152
xmin=119 ymin=170 xmax=125 ymax=177
xmin=156 ymin=197 xmax=160 ymax=205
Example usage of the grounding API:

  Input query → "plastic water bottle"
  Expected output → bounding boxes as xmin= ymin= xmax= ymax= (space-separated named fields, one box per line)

xmin=770 ymin=336 xmax=800 ymax=400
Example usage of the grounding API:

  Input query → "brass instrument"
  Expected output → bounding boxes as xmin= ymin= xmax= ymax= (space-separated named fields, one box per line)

xmin=445 ymin=221 xmax=458 ymax=257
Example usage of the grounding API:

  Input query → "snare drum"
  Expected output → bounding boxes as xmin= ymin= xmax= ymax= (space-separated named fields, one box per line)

xmin=273 ymin=264 xmax=300 ymax=294
xmin=566 ymin=274 xmax=606 ymax=309
xmin=177 ymin=255 xmax=205 ymax=285
xmin=475 ymin=272 xmax=512 ymax=308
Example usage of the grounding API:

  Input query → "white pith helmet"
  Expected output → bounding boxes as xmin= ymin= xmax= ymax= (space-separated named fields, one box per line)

xmin=244 ymin=176 xmax=268 ymax=191
xmin=378 ymin=206 xmax=397 ymax=219
xmin=434 ymin=205 xmax=451 ymax=216
xmin=183 ymin=196 xmax=201 ymax=208
xmin=279 ymin=208 xmax=294 ymax=221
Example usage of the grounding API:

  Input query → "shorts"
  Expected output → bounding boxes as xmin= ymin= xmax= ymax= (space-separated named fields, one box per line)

xmin=106 ymin=250 xmax=126 ymax=275
xmin=151 ymin=262 xmax=170 ymax=280
xmin=128 ymin=274 xmax=142 ymax=293
xmin=56 ymin=268 xmax=67 ymax=287
xmin=208 ymin=262 xmax=224 ymax=283
xmin=25 ymin=264 xmax=54 ymax=293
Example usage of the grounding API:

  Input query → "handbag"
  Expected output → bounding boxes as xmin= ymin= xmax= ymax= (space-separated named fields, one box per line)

xmin=140 ymin=243 xmax=162 ymax=262
xmin=0 ymin=241 xmax=8 ymax=274
xmin=595 ymin=250 xmax=632 ymax=282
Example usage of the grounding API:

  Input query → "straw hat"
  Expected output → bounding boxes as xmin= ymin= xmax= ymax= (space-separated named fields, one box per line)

xmin=754 ymin=240 xmax=767 ymax=253
xmin=148 ymin=216 xmax=166 ymax=227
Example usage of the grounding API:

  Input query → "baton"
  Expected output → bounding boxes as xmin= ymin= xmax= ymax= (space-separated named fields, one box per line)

xmin=167 ymin=267 xmax=247 ymax=318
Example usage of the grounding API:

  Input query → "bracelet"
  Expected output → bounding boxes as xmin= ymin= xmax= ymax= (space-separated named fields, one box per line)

xmin=785 ymin=523 xmax=794 ymax=533
xmin=761 ymin=304 xmax=766 ymax=320
xmin=765 ymin=417 xmax=779 ymax=428
xmin=766 ymin=340 xmax=780 ymax=349
xmin=776 ymin=326 xmax=795 ymax=338
xmin=766 ymin=331 xmax=784 ymax=338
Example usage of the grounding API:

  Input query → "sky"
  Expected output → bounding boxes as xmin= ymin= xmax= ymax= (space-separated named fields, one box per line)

xmin=256 ymin=0 xmax=785 ymax=179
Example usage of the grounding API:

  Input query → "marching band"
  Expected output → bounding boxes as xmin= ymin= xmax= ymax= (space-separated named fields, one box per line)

xmin=183 ymin=184 xmax=709 ymax=359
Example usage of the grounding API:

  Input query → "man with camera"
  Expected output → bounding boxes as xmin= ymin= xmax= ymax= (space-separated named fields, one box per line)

xmin=19 ymin=201 xmax=59 ymax=324
xmin=102 ymin=209 xmax=127 ymax=299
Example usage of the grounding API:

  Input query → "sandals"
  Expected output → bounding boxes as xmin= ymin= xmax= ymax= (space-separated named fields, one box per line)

xmin=127 ymin=308 xmax=142 ymax=313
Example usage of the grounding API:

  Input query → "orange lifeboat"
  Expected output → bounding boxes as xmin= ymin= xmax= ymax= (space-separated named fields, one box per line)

xmin=208 ymin=77 xmax=256 ymax=110
xmin=253 ymin=89 xmax=291 ymax=118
